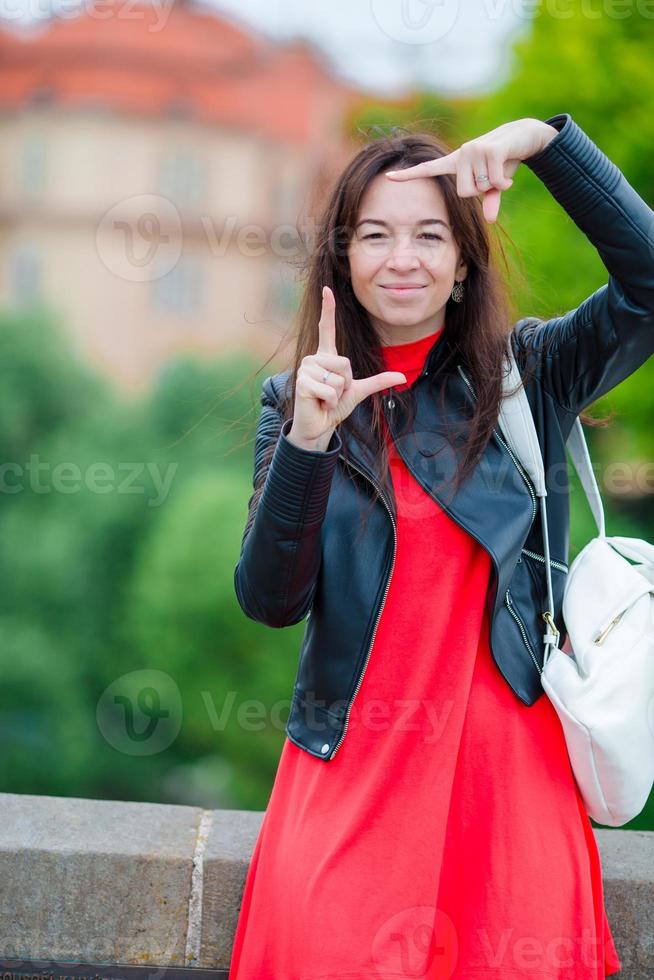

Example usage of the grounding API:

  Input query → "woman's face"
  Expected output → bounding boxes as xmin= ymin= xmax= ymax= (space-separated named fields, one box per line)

xmin=347 ymin=172 xmax=468 ymax=345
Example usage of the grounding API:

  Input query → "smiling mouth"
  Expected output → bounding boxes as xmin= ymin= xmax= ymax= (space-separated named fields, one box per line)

xmin=380 ymin=285 xmax=427 ymax=294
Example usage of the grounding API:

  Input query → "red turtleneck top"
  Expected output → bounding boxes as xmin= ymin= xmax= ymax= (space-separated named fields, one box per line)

xmin=229 ymin=326 xmax=622 ymax=980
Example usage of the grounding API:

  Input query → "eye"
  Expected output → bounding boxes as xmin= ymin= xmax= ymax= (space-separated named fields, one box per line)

xmin=359 ymin=231 xmax=443 ymax=242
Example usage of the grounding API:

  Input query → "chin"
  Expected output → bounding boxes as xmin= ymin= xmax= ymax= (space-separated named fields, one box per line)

xmin=383 ymin=307 xmax=428 ymax=324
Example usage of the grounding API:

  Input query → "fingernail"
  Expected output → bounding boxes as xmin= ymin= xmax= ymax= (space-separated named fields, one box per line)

xmin=385 ymin=170 xmax=398 ymax=176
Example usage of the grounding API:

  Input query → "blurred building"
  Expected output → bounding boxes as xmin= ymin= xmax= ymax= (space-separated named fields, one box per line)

xmin=0 ymin=0 xmax=363 ymax=392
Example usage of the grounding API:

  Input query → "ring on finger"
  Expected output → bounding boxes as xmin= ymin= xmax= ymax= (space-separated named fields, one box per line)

xmin=322 ymin=370 xmax=331 ymax=383
xmin=475 ymin=173 xmax=490 ymax=184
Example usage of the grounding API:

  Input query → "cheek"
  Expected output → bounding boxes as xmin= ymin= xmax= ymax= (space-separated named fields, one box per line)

xmin=422 ymin=252 xmax=457 ymax=279
xmin=348 ymin=251 xmax=379 ymax=289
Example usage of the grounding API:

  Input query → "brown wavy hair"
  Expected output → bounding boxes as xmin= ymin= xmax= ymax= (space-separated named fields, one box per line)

xmin=239 ymin=126 xmax=611 ymax=537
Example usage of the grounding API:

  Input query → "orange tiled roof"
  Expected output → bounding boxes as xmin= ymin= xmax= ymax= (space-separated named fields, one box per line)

xmin=0 ymin=0 xmax=361 ymax=143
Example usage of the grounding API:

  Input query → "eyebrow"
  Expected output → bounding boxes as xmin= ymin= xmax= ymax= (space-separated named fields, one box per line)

xmin=355 ymin=218 xmax=450 ymax=231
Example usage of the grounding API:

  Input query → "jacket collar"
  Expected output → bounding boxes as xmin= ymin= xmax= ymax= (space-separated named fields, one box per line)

xmin=337 ymin=327 xmax=458 ymax=499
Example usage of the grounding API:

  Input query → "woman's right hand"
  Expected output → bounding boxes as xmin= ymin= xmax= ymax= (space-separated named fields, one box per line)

xmin=287 ymin=286 xmax=407 ymax=451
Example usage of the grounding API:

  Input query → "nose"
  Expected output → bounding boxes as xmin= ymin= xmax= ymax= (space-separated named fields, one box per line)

xmin=386 ymin=237 xmax=421 ymax=271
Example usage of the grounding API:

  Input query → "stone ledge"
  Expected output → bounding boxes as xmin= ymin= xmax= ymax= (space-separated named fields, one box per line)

xmin=0 ymin=794 xmax=651 ymax=977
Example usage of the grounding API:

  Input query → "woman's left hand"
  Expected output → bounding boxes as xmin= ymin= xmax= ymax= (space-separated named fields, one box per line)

xmin=385 ymin=118 xmax=559 ymax=224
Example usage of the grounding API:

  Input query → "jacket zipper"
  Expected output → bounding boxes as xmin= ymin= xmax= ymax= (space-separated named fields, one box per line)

xmin=521 ymin=547 xmax=568 ymax=574
xmin=330 ymin=450 xmax=398 ymax=760
xmin=505 ymin=589 xmax=542 ymax=676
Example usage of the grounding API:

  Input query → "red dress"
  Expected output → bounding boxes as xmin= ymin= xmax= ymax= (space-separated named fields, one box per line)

xmin=229 ymin=327 xmax=622 ymax=980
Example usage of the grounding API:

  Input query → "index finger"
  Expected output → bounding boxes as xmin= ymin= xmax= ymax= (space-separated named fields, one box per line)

xmin=318 ymin=285 xmax=338 ymax=355
xmin=385 ymin=149 xmax=460 ymax=181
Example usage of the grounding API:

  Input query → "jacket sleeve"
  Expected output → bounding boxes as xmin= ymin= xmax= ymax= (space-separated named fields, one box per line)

xmin=233 ymin=375 xmax=343 ymax=628
xmin=516 ymin=112 xmax=654 ymax=418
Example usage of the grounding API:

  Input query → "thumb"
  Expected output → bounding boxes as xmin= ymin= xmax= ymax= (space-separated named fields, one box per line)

xmin=353 ymin=371 xmax=407 ymax=405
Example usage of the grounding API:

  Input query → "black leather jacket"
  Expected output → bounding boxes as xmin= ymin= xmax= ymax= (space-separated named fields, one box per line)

xmin=234 ymin=113 xmax=654 ymax=761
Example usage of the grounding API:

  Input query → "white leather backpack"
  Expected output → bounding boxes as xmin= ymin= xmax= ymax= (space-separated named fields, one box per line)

xmin=498 ymin=340 xmax=654 ymax=827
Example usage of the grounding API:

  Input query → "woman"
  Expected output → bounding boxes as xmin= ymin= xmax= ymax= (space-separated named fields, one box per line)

xmin=229 ymin=112 xmax=653 ymax=978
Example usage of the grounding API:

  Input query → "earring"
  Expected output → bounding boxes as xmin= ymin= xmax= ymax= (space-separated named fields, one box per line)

xmin=450 ymin=280 xmax=465 ymax=303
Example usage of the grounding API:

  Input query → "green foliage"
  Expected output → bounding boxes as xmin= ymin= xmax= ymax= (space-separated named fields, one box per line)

xmin=0 ymin=309 xmax=305 ymax=809
xmin=473 ymin=2 xmax=654 ymax=474
xmin=124 ymin=467 xmax=302 ymax=808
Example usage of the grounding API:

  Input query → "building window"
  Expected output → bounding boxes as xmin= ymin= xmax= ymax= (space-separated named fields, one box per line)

xmin=157 ymin=150 xmax=206 ymax=210
xmin=151 ymin=256 xmax=204 ymax=315
xmin=10 ymin=244 xmax=42 ymax=307
xmin=20 ymin=132 xmax=47 ymax=198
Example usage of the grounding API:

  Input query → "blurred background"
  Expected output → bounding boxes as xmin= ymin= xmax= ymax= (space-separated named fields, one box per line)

xmin=0 ymin=0 xmax=651 ymax=829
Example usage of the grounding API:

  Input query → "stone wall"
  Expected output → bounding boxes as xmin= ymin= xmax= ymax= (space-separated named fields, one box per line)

xmin=0 ymin=793 xmax=651 ymax=977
